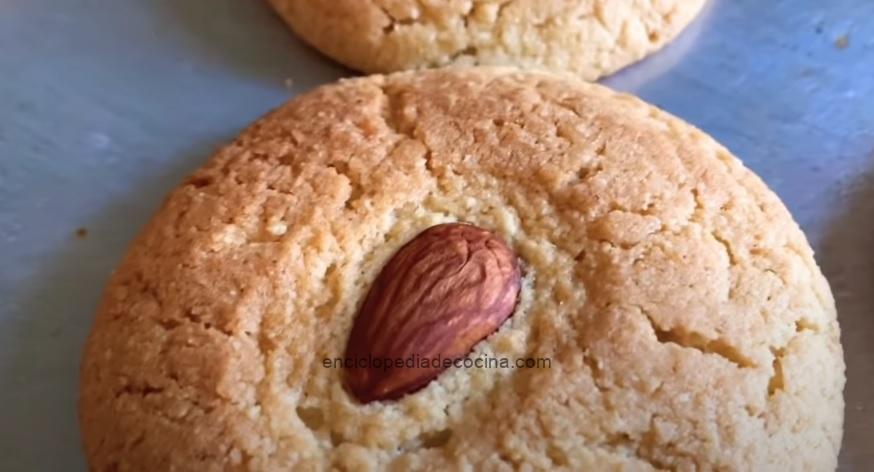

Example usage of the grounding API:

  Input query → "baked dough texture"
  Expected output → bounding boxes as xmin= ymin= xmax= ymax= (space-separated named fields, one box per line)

xmin=79 ymin=67 xmax=844 ymax=471
xmin=267 ymin=0 xmax=707 ymax=80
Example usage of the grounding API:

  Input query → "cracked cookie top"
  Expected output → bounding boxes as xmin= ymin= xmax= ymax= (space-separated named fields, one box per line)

xmin=79 ymin=67 xmax=844 ymax=471
xmin=268 ymin=0 xmax=707 ymax=80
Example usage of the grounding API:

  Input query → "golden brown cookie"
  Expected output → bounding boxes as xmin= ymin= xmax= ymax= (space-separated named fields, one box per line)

xmin=80 ymin=67 xmax=844 ymax=471
xmin=268 ymin=0 xmax=707 ymax=80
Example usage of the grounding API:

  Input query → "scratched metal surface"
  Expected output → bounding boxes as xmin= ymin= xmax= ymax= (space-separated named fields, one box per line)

xmin=0 ymin=0 xmax=871 ymax=469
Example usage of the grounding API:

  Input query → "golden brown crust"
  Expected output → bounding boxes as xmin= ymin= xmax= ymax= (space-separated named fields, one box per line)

xmin=80 ymin=67 xmax=844 ymax=471
xmin=267 ymin=0 xmax=707 ymax=80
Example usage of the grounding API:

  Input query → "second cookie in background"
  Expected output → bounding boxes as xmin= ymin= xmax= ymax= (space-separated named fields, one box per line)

xmin=268 ymin=0 xmax=707 ymax=80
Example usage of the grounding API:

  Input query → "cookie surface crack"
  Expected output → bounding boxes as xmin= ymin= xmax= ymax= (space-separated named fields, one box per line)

xmin=378 ymin=83 xmax=439 ymax=179
xmin=639 ymin=306 xmax=755 ymax=368
xmin=766 ymin=319 xmax=822 ymax=397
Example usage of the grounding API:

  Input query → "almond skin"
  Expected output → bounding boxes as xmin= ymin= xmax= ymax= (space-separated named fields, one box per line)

xmin=345 ymin=223 xmax=521 ymax=403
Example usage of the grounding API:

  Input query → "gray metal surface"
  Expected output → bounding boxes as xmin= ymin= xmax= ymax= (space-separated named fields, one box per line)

xmin=0 ymin=0 xmax=871 ymax=469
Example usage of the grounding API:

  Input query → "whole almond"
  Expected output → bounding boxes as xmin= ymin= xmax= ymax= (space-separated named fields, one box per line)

xmin=344 ymin=223 xmax=521 ymax=403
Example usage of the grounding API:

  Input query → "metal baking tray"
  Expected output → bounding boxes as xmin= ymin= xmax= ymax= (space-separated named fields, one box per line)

xmin=0 ymin=0 xmax=871 ymax=469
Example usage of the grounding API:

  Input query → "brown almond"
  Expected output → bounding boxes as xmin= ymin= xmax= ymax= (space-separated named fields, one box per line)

xmin=344 ymin=223 xmax=521 ymax=403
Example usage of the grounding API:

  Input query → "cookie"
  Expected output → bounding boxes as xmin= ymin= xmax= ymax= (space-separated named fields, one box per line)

xmin=79 ymin=67 xmax=844 ymax=471
xmin=268 ymin=0 xmax=707 ymax=80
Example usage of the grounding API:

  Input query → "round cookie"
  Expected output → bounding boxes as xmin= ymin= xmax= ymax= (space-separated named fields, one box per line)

xmin=268 ymin=0 xmax=707 ymax=80
xmin=79 ymin=68 xmax=844 ymax=471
